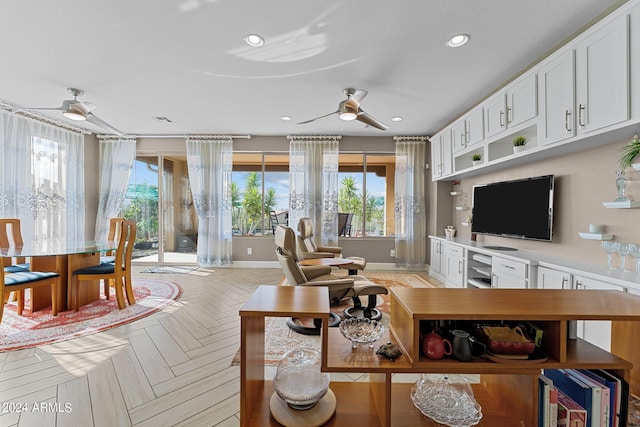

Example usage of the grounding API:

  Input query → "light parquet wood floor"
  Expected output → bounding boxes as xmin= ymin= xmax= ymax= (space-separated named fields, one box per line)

xmin=0 ymin=267 xmax=434 ymax=427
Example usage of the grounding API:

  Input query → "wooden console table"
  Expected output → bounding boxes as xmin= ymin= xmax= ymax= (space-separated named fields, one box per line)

xmin=239 ymin=286 xmax=640 ymax=426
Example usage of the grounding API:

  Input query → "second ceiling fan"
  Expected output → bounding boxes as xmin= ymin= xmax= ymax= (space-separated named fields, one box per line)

xmin=298 ymin=88 xmax=389 ymax=131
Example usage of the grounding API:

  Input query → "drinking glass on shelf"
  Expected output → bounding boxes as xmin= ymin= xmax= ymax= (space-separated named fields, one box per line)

xmin=601 ymin=241 xmax=616 ymax=269
xmin=616 ymin=242 xmax=632 ymax=271
xmin=628 ymin=243 xmax=640 ymax=273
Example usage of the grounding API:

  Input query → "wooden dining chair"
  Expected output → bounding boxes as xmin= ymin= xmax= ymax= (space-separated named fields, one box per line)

xmin=0 ymin=258 xmax=59 ymax=322
xmin=0 ymin=219 xmax=30 ymax=273
xmin=70 ymin=220 xmax=136 ymax=311
xmin=100 ymin=217 xmax=125 ymax=264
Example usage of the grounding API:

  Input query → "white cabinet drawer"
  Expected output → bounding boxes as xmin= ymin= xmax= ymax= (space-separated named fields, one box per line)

xmin=492 ymin=257 xmax=527 ymax=279
xmin=446 ymin=244 xmax=464 ymax=257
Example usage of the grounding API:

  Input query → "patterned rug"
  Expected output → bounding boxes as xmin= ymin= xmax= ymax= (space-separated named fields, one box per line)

xmin=140 ymin=265 xmax=199 ymax=274
xmin=231 ymin=272 xmax=437 ymax=366
xmin=0 ymin=278 xmax=182 ymax=352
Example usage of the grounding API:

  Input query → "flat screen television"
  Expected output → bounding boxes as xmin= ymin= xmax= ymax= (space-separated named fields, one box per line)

xmin=471 ymin=175 xmax=554 ymax=241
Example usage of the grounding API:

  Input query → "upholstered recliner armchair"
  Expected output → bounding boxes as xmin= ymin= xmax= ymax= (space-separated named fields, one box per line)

xmin=275 ymin=225 xmax=387 ymax=333
xmin=296 ymin=217 xmax=367 ymax=275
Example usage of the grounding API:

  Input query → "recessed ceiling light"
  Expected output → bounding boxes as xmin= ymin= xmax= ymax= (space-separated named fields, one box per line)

xmin=446 ymin=33 xmax=470 ymax=48
xmin=280 ymin=116 xmax=292 ymax=121
xmin=244 ymin=34 xmax=265 ymax=48
xmin=391 ymin=116 xmax=403 ymax=122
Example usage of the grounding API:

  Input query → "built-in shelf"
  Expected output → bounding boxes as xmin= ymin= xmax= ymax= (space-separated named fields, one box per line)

xmin=578 ymin=232 xmax=614 ymax=241
xmin=450 ymin=191 xmax=462 ymax=196
xmin=603 ymin=200 xmax=640 ymax=208
xmin=455 ymin=206 xmax=468 ymax=211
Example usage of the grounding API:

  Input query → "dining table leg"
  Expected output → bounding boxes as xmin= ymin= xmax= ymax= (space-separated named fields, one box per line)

xmin=67 ymin=252 xmax=101 ymax=310
xmin=29 ymin=255 xmax=66 ymax=312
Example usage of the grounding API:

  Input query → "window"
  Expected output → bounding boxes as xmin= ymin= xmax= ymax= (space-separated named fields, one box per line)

xmin=232 ymin=152 xmax=289 ymax=236
xmin=338 ymin=153 xmax=395 ymax=237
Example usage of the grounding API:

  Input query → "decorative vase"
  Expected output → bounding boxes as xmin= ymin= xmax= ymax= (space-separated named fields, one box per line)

xmin=273 ymin=348 xmax=330 ymax=410
xmin=472 ymin=160 xmax=481 ymax=167
xmin=513 ymin=145 xmax=525 ymax=154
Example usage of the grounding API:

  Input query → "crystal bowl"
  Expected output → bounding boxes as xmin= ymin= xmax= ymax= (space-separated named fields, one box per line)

xmin=273 ymin=348 xmax=330 ymax=410
xmin=339 ymin=317 xmax=384 ymax=349
xmin=410 ymin=374 xmax=482 ymax=427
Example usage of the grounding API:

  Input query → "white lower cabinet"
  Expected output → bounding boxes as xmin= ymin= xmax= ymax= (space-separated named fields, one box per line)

xmin=491 ymin=256 xmax=528 ymax=289
xmin=444 ymin=244 xmax=465 ymax=288
xmin=574 ymin=274 xmax=625 ymax=352
xmin=429 ymin=239 xmax=444 ymax=277
xmin=537 ymin=266 xmax=571 ymax=289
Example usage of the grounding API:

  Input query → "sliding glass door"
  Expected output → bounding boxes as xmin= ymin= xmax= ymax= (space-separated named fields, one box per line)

xmin=124 ymin=155 xmax=197 ymax=264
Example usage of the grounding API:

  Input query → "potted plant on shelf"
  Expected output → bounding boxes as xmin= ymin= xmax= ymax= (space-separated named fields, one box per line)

xmin=513 ymin=136 xmax=527 ymax=154
xmin=619 ymin=134 xmax=640 ymax=171
xmin=471 ymin=153 xmax=482 ymax=166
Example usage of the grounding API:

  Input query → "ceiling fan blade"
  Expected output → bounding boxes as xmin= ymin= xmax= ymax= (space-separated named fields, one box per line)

xmin=356 ymin=110 xmax=388 ymax=130
xmin=297 ymin=110 xmax=339 ymax=124
xmin=86 ymin=112 xmax=124 ymax=135
xmin=25 ymin=104 xmax=65 ymax=111
xmin=76 ymin=101 xmax=97 ymax=114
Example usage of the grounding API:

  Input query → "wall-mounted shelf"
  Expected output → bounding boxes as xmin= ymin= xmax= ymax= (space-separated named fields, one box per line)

xmin=632 ymin=163 xmax=640 ymax=170
xmin=455 ymin=206 xmax=469 ymax=211
xmin=603 ymin=200 xmax=640 ymax=208
xmin=578 ymin=232 xmax=614 ymax=241
xmin=450 ymin=191 xmax=462 ymax=196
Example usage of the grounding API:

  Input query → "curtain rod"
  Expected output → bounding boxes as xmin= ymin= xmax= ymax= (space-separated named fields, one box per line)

xmin=287 ymin=135 xmax=342 ymax=140
xmin=393 ymin=136 xmax=430 ymax=141
xmin=130 ymin=134 xmax=251 ymax=139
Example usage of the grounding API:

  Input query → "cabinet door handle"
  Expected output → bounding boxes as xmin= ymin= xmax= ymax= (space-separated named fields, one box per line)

xmin=564 ymin=109 xmax=572 ymax=133
xmin=460 ymin=133 xmax=466 ymax=148
xmin=561 ymin=276 xmax=568 ymax=290
xmin=491 ymin=273 xmax=497 ymax=288
xmin=500 ymin=264 xmax=515 ymax=270
xmin=578 ymin=104 xmax=585 ymax=128
xmin=499 ymin=110 xmax=505 ymax=128
xmin=458 ymin=259 xmax=463 ymax=274
xmin=507 ymin=106 xmax=513 ymax=124
xmin=575 ymin=280 xmax=583 ymax=289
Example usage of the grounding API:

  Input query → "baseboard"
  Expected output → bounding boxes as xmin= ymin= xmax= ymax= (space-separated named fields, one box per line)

xmin=226 ymin=261 xmax=427 ymax=271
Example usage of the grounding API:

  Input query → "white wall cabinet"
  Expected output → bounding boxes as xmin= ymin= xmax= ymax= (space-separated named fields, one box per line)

xmin=484 ymin=73 xmax=537 ymax=139
xmin=575 ymin=14 xmax=630 ymax=134
xmin=431 ymin=128 xmax=453 ymax=179
xmin=540 ymin=14 xmax=629 ymax=146
xmin=452 ymin=108 xmax=485 ymax=153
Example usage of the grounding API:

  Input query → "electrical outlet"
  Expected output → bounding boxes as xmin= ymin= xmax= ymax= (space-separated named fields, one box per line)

xmin=247 ymin=247 xmax=252 ymax=255
xmin=390 ymin=249 xmax=396 ymax=257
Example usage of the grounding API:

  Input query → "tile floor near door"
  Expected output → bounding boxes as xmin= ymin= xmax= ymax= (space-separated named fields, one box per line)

xmin=0 ymin=267 xmax=434 ymax=427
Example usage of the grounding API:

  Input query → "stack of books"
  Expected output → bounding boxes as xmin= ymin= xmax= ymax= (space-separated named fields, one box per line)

xmin=539 ymin=369 xmax=629 ymax=427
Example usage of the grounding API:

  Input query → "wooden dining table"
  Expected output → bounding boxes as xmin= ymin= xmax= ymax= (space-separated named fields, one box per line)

xmin=1 ymin=240 xmax=117 ymax=312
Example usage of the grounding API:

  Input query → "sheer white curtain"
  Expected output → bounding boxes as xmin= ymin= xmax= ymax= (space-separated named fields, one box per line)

xmin=94 ymin=136 xmax=136 ymax=240
xmin=288 ymin=136 xmax=340 ymax=246
xmin=0 ymin=109 xmax=85 ymax=243
xmin=186 ymin=136 xmax=233 ymax=266
xmin=394 ymin=137 xmax=427 ymax=268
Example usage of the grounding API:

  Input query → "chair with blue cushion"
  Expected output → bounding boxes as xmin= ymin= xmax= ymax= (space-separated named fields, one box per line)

xmin=0 ymin=263 xmax=60 ymax=322
xmin=70 ymin=220 xmax=136 ymax=311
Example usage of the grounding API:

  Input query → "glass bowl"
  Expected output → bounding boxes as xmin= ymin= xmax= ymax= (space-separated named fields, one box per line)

xmin=339 ymin=317 xmax=384 ymax=349
xmin=273 ymin=348 xmax=330 ymax=410
xmin=410 ymin=374 xmax=483 ymax=427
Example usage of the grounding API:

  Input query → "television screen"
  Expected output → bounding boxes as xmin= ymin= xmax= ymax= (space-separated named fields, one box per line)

xmin=471 ymin=175 xmax=554 ymax=241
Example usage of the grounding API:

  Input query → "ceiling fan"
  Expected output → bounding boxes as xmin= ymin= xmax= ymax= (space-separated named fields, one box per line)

xmin=27 ymin=87 xmax=123 ymax=135
xmin=298 ymin=88 xmax=389 ymax=130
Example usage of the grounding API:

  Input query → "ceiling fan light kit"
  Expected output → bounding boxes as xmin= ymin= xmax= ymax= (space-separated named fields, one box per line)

xmin=297 ymin=88 xmax=389 ymax=130
xmin=62 ymin=110 xmax=87 ymax=121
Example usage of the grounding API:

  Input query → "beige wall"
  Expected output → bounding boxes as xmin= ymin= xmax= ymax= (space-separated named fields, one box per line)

xmin=444 ymin=137 xmax=640 ymax=267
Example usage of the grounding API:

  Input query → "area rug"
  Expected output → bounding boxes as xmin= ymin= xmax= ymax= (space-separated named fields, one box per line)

xmin=140 ymin=265 xmax=199 ymax=274
xmin=0 ymin=278 xmax=182 ymax=352
xmin=231 ymin=272 xmax=437 ymax=366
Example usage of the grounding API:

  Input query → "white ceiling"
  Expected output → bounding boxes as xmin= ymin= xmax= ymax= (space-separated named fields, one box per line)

xmin=0 ymin=0 xmax=626 ymax=138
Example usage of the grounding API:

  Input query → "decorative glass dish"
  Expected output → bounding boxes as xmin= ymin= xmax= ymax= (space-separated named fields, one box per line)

xmin=339 ymin=317 xmax=384 ymax=349
xmin=410 ymin=374 xmax=483 ymax=427
xmin=273 ymin=348 xmax=330 ymax=410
